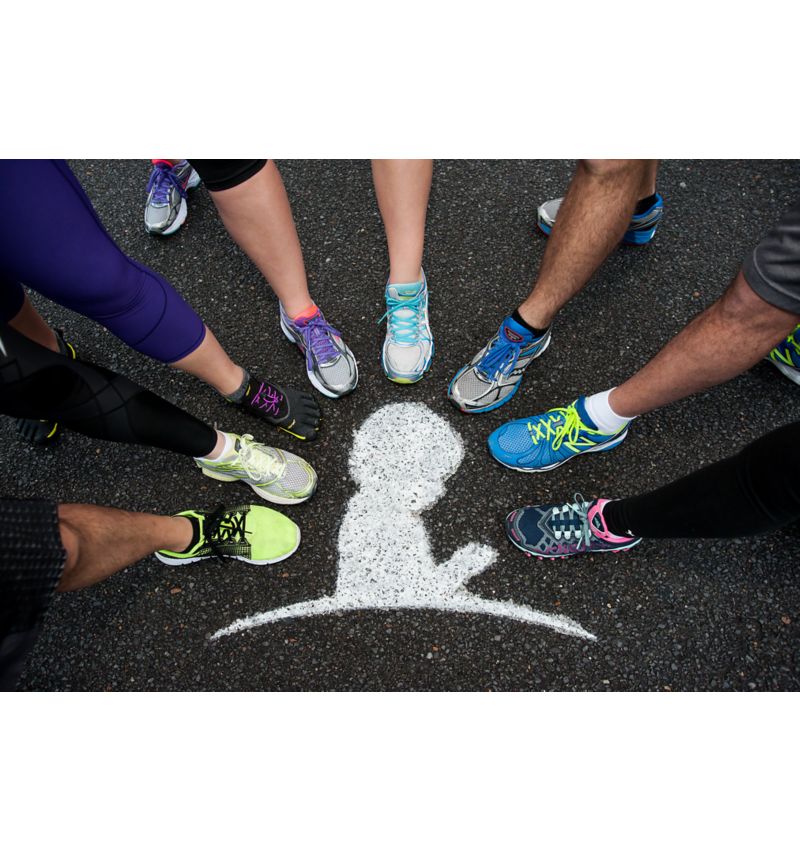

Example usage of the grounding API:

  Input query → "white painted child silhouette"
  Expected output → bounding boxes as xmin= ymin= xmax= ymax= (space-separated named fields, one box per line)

xmin=212 ymin=402 xmax=594 ymax=641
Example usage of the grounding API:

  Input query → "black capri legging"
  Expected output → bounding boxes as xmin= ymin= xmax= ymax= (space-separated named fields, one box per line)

xmin=189 ymin=160 xmax=268 ymax=192
xmin=0 ymin=324 xmax=217 ymax=458
xmin=605 ymin=421 xmax=800 ymax=539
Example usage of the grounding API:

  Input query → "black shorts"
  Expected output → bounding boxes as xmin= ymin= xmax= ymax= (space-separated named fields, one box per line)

xmin=0 ymin=499 xmax=65 ymax=691
xmin=743 ymin=200 xmax=800 ymax=315
xmin=189 ymin=159 xmax=268 ymax=192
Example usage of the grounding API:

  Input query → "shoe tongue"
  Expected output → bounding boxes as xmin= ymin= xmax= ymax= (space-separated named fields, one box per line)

xmin=388 ymin=282 xmax=423 ymax=300
xmin=501 ymin=315 xmax=533 ymax=344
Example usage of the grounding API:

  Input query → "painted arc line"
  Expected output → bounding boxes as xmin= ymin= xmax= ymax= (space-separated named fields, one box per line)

xmin=210 ymin=594 xmax=596 ymax=642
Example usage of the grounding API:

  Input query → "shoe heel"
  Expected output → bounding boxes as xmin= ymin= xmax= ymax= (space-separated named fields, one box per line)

xmin=279 ymin=316 xmax=296 ymax=344
xmin=623 ymin=227 xmax=657 ymax=245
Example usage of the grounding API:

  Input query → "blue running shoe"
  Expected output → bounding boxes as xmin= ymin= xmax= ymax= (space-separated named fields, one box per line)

xmin=144 ymin=159 xmax=201 ymax=236
xmin=448 ymin=315 xmax=551 ymax=413
xmin=505 ymin=495 xmax=641 ymax=559
xmin=488 ymin=396 xmax=629 ymax=472
xmin=537 ymin=192 xmax=664 ymax=246
xmin=766 ymin=324 xmax=800 ymax=386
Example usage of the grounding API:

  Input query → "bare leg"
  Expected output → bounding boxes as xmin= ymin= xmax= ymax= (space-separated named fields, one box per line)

xmin=206 ymin=161 xmax=314 ymax=319
xmin=7 ymin=293 xmax=59 ymax=352
xmin=169 ymin=326 xmax=245 ymax=396
xmin=56 ymin=504 xmax=193 ymax=591
xmin=518 ymin=159 xmax=657 ymax=329
xmin=372 ymin=159 xmax=432 ymax=283
xmin=610 ymin=271 xmax=800 ymax=418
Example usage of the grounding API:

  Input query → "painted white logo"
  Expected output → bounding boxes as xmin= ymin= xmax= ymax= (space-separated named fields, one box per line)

xmin=212 ymin=402 xmax=595 ymax=642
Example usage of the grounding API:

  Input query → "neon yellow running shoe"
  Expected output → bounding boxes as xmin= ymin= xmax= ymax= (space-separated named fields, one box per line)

xmin=196 ymin=433 xmax=317 ymax=504
xmin=155 ymin=504 xmax=300 ymax=565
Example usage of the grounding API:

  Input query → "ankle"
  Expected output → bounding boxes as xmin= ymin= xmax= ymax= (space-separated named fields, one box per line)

xmin=388 ymin=266 xmax=423 ymax=285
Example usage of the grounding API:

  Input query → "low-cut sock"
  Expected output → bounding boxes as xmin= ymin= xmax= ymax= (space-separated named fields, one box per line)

xmin=286 ymin=303 xmax=319 ymax=323
xmin=510 ymin=309 xmax=549 ymax=339
xmin=634 ymin=193 xmax=658 ymax=215
xmin=196 ymin=431 xmax=234 ymax=463
xmin=583 ymin=388 xmax=636 ymax=434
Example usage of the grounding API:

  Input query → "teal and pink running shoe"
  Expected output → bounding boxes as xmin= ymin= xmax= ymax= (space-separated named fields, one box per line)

xmin=505 ymin=495 xmax=641 ymax=560
xmin=766 ymin=324 xmax=800 ymax=386
xmin=488 ymin=396 xmax=629 ymax=472
xmin=537 ymin=192 xmax=664 ymax=246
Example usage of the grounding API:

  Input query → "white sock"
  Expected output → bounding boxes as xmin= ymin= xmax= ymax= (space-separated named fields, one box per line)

xmin=195 ymin=431 xmax=234 ymax=463
xmin=584 ymin=388 xmax=636 ymax=434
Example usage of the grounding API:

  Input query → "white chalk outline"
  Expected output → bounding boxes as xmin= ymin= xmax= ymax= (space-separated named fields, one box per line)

xmin=212 ymin=402 xmax=596 ymax=643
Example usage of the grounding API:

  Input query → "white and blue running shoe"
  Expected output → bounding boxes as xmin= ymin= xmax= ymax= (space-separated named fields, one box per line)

xmin=380 ymin=270 xmax=433 ymax=383
xmin=537 ymin=192 xmax=664 ymax=246
xmin=144 ymin=159 xmax=201 ymax=236
xmin=448 ymin=315 xmax=551 ymax=413
xmin=766 ymin=323 xmax=800 ymax=386
xmin=488 ymin=396 xmax=629 ymax=472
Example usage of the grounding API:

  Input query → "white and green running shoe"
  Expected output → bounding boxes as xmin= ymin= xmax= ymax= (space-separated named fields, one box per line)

xmin=380 ymin=270 xmax=433 ymax=383
xmin=155 ymin=504 xmax=301 ymax=566
xmin=196 ymin=433 xmax=317 ymax=504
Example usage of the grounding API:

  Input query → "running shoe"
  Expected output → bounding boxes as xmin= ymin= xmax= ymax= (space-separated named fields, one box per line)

xmin=16 ymin=330 xmax=77 ymax=446
xmin=537 ymin=192 xmax=664 ymax=245
xmin=156 ymin=503 xmax=300 ymax=566
xmin=766 ymin=324 xmax=800 ymax=386
xmin=488 ymin=396 xmax=629 ymax=472
xmin=448 ymin=314 xmax=551 ymax=413
xmin=196 ymin=433 xmax=317 ymax=504
xmin=235 ymin=375 xmax=321 ymax=441
xmin=279 ymin=305 xmax=358 ymax=398
xmin=144 ymin=159 xmax=201 ymax=236
xmin=505 ymin=495 xmax=641 ymax=559
xmin=380 ymin=270 xmax=433 ymax=383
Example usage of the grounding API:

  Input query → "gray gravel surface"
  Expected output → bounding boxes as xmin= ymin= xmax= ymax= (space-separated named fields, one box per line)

xmin=8 ymin=159 xmax=800 ymax=691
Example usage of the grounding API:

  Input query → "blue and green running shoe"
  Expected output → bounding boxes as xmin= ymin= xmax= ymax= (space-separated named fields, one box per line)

xmin=488 ymin=396 xmax=629 ymax=472
xmin=766 ymin=324 xmax=800 ymax=386
xmin=448 ymin=315 xmax=551 ymax=413
xmin=537 ymin=192 xmax=664 ymax=246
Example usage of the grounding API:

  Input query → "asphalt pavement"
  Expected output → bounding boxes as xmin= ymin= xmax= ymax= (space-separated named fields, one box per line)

xmin=8 ymin=159 xmax=800 ymax=691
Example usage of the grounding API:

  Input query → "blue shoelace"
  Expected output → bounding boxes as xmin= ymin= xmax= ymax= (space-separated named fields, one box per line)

xmin=478 ymin=332 xmax=527 ymax=380
xmin=379 ymin=290 xmax=428 ymax=344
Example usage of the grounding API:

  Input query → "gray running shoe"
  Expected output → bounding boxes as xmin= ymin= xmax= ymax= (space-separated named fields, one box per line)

xmin=195 ymin=432 xmax=317 ymax=505
xmin=537 ymin=192 xmax=664 ymax=245
xmin=448 ymin=314 xmax=551 ymax=413
xmin=380 ymin=270 xmax=433 ymax=384
xmin=279 ymin=305 xmax=358 ymax=398
xmin=144 ymin=159 xmax=201 ymax=236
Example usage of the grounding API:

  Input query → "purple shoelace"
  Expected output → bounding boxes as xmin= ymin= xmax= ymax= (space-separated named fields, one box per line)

xmin=292 ymin=312 xmax=341 ymax=369
xmin=250 ymin=382 xmax=284 ymax=417
xmin=146 ymin=163 xmax=188 ymax=205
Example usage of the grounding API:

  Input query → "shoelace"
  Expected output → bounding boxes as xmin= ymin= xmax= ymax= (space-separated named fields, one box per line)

xmin=202 ymin=504 xmax=249 ymax=564
xmin=293 ymin=313 xmax=341 ymax=369
xmin=378 ymin=290 xmax=428 ymax=344
xmin=477 ymin=332 xmax=526 ymax=380
xmin=249 ymin=382 xmax=284 ymax=417
xmin=237 ymin=434 xmax=285 ymax=483
xmin=146 ymin=163 xmax=187 ymax=205
xmin=548 ymin=494 xmax=592 ymax=549
xmin=549 ymin=404 xmax=605 ymax=452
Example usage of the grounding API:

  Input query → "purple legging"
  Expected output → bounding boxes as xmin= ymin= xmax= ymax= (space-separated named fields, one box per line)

xmin=0 ymin=160 xmax=206 ymax=363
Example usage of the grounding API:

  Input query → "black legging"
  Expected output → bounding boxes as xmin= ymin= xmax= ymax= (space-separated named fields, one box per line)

xmin=0 ymin=324 xmax=216 ymax=458
xmin=605 ymin=421 xmax=800 ymax=538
